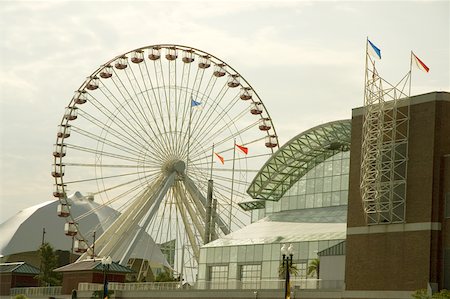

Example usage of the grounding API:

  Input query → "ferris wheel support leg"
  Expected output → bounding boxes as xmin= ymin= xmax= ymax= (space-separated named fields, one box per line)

xmin=118 ymin=172 xmax=177 ymax=265
xmin=184 ymin=175 xmax=230 ymax=235
xmin=176 ymin=184 xmax=206 ymax=243
xmin=175 ymin=196 xmax=200 ymax=261
xmin=77 ymin=180 xmax=162 ymax=261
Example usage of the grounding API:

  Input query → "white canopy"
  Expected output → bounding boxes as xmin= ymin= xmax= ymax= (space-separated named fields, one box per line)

xmin=0 ymin=192 xmax=169 ymax=268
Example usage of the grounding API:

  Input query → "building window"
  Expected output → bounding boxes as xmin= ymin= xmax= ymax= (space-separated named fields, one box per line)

xmin=240 ymin=264 xmax=261 ymax=289
xmin=209 ymin=265 xmax=228 ymax=289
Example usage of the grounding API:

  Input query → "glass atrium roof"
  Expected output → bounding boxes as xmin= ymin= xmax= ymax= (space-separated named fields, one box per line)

xmin=246 ymin=120 xmax=351 ymax=202
xmin=204 ymin=206 xmax=347 ymax=247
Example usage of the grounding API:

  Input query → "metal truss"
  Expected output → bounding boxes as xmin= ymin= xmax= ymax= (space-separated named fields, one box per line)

xmin=360 ymin=54 xmax=411 ymax=224
xmin=247 ymin=120 xmax=351 ymax=202
xmin=238 ymin=200 xmax=266 ymax=211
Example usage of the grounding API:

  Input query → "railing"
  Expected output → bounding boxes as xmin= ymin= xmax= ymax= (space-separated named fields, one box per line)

xmin=195 ymin=279 xmax=344 ymax=290
xmin=10 ymin=286 xmax=62 ymax=297
xmin=77 ymin=279 xmax=343 ymax=292
xmin=78 ymin=282 xmax=182 ymax=292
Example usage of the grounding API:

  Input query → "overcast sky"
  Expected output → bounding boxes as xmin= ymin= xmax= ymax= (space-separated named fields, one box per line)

xmin=0 ymin=0 xmax=449 ymax=224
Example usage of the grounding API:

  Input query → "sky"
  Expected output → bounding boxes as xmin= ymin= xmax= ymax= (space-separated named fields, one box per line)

xmin=0 ymin=0 xmax=449 ymax=224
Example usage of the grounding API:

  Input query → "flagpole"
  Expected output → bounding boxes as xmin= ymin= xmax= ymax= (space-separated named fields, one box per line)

xmin=364 ymin=37 xmax=369 ymax=98
xmin=210 ymin=144 xmax=214 ymax=180
xmin=186 ymin=96 xmax=193 ymax=175
xmin=228 ymin=139 xmax=236 ymax=232
xmin=408 ymin=51 xmax=413 ymax=97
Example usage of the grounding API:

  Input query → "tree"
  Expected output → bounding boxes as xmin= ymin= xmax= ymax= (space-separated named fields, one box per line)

xmin=35 ymin=242 xmax=62 ymax=286
xmin=307 ymin=258 xmax=320 ymax=279
xmin=278 ymin=262 xmax=299 ymax=278
xmin=154 ymin=269 xmax=178 ymax=282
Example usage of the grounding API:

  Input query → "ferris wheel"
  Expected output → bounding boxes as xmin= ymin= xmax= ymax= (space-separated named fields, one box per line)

xmin=52 ymin=44 xmax=278 ymax=281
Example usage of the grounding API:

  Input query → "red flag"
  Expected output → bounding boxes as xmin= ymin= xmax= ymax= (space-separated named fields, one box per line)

xmin=235 ymin=144 xmax=248 ymax=155
xmin=214 ymin=152 xmax=224 ymax=164
xmin=412 ymin=52 xmax=429 ymax=73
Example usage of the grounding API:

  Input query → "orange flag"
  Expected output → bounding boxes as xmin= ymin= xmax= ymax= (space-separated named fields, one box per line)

xmin=235 ymin=144 xmax=248 ymax=155
xmin=412 ymin=52 xmax=430 ymax=73
xmin=214 ymin=152 xmax=224 ymax=164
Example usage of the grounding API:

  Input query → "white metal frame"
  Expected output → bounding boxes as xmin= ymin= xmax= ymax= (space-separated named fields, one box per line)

xmin=360 ymin=41 xmax=411 ymax=224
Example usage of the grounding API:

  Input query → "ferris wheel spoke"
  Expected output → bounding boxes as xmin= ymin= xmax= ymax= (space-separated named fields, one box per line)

xmin=73 ymin=177 xmax=153 ymax=222
xmin=109 ymin=71 xmax=168 ymax=151
xmin=86 ymin=89 xmax=157 ymax=153
xmin=210 ymin=188 xmax=248 ymax=228
xmin=93 ymin=171 xmax=161 ymax=197
xmin=188 ymin=165 xmax=249 ymax=200
xmin=65 ymin=144 xmax=143 ymax=164
xmin=122 ymin=64 xmax=155 ymax=130
xmin=71 ymin=125 xmax=149 ymax=159
xmin=140 ymin=60 xmax=172 ymax=146
xmin=64 ymin=162 xmax=153 ymax=169
xmin=123 ymin=65 xmax=175 ymax=157
xmin=169 ymin=59 xmax=178 ymax=151
xmin=189 ymin=80 xmax=235 ymax=139
xmin=174 ymin=64 xmax=189 ymax=153
xmin=174 ymin=62 xmax=192 ymax=154
xmin=189 ymin=118 xmax=259 ymax=157
xmin=63 ymin=167 xmax=157 ymax=185
xmin=153 ymin=58 xmax=171 ymax=137
xmin=194 ymin=109 xmax=256 ymax=150
xmin=95 ymin=83 xmax=149 ymax=142
xmin=76 ymin=106 xmax=148 ymax=152
xmin=193 ymin=167 xmax=259 ymax=173
xmin=179 ymin=67 xmax=207 ymax=162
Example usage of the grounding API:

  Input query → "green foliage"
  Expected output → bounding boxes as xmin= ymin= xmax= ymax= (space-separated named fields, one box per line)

xmin=13 ymin=295 xmax=29 ymax=299
xmin=278 ymin=262 xmax=299 ymax=278
xmin=307 ymin=258 xmax=320 ymax=278
xmin=35 ymin=242 xmax=62 ymax=286
xmin=154 ymin=270 xmax=178 ymax=282
xmin=433 ymin=290 xmax=450 ymax=299
xmin=412 ymin=289 xmax=430 ymax=299
xmin=412 ymin=289 xmax=450 ymax=299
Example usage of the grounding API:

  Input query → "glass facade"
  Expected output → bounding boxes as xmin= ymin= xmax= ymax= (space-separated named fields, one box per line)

xmin=209 ymin=265 xmax=229 ymax=289
xmin=252 ymin=151 xmax=349 ymax=221
xmin=197 ymin=150 xmax=349 ymax=287
xmin=239 ymin=264 xmax=261 ymax=288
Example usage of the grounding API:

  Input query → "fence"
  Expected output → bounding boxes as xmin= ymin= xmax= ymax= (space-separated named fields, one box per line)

xmin=10 ymin=286 xmax=62 ymax=297
xmin=195 ymin=279 xmax=344 ymax=290
xmin=77 ymin=279 xmax=343 ymax=292
xmin=78 ymin=282 xmax=182 ymax=292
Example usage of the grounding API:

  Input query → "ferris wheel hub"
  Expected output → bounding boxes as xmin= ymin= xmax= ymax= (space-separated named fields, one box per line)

xmin=161 ymin=159 xmax=185 ymax=176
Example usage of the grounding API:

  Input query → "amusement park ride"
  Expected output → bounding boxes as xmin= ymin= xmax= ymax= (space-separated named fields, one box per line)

xmin=51 ymin=45 xmax=279 ymax=282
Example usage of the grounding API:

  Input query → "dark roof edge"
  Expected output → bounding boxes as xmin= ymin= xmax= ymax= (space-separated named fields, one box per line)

xmin=352 ymin=91 xmax=450 ymax=117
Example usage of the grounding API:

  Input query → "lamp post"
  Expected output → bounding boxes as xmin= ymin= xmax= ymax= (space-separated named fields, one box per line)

xmin=101 ymin=256 xmax=112 ymax=299
xmin=281 ymin=244 xmax=294 ymax=299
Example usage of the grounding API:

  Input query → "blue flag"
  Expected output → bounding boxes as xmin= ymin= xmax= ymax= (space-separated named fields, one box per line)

xmin=368 ymin=39 xmax=381 ymax=60
xmin=191 ymin=99 xmax=202 ymax=107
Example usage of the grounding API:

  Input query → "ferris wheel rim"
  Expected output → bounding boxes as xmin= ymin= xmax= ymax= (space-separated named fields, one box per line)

xmin=52 ymin=44 xmax=279 ymax=274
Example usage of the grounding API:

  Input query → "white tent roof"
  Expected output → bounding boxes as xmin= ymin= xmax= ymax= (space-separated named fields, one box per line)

xmin=0 ymin=192 xmax=169 ymax=267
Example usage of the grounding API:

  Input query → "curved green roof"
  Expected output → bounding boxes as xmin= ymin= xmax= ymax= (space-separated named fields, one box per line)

xmin=246 ymin=120 xmax=351 ymax=202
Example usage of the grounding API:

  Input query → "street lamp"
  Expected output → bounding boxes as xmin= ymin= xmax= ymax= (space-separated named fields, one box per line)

xmin=281 ymin=244 xmax=294 ymax=299
xmin=101 ymin=256 xmax=112 ymax=299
